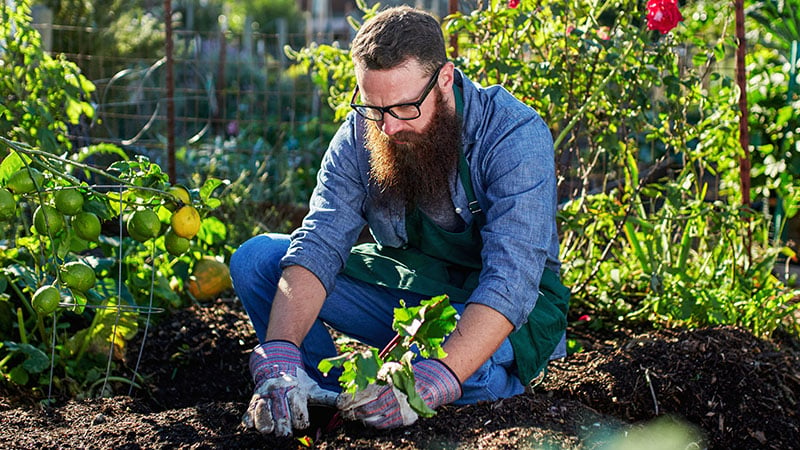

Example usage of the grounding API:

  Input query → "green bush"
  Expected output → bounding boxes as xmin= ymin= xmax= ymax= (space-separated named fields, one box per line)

xmin=289 ymin=0 xmax=799 ymax=337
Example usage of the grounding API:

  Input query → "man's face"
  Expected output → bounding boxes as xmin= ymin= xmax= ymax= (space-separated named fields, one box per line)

xmin=364 ymin=85 xmax=462 ymax=209
xmin=354 ymin=60 xmax=449 ymax=137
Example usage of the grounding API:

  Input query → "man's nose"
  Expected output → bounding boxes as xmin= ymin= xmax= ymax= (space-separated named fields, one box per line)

xmin=379 ymin=115 xmax=406 ymax=136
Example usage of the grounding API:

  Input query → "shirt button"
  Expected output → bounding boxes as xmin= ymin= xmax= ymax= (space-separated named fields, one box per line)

xmin=454 ymin=207 xmax=462 ymax=214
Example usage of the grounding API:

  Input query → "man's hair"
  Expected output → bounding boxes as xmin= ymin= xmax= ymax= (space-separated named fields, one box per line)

xmin=350 ymin=6 xmax=447 ymax=76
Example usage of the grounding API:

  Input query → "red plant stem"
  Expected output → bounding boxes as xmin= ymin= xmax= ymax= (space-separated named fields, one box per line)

xmin=379 ymin=333 xmax=402 ymax=358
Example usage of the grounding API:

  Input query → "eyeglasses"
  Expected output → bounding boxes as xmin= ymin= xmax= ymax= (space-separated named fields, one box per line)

xmin=350 ymin=65 xmax=444 ymax=122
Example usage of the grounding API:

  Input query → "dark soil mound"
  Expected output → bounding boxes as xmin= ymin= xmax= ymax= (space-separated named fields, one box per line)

xmin=1 ymin=299 xmax=798 ymax=449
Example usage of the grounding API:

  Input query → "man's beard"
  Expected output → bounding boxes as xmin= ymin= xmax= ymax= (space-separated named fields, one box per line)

xmin=366 ymin=89 xmax=462 ymax=209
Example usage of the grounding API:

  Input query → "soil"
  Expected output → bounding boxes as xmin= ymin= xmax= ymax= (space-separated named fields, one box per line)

xmin=1 ymin=297 xmax=798 ymax=449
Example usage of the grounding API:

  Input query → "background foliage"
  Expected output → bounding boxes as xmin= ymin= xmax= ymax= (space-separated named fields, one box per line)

xmin=290 ymin=0 xmax=799 ymax=337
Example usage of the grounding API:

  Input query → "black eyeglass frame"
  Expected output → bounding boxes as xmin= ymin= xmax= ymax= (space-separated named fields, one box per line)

xmin=350 ymin=64 xmax=444 ymax=122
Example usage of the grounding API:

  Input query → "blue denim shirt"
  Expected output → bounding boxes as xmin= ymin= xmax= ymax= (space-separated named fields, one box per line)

xmin=282 ymin=69 xmax=560 ymax=330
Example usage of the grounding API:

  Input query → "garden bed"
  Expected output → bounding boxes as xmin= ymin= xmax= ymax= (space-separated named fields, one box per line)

xmin=1 ymin=298 xmax=798 ymax=449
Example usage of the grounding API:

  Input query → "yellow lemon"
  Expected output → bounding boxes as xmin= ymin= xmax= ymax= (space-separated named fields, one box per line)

xmin=171 ymin=205 xmax=201 ymax=239
xmin=33 ymin=205 xmax=66 ymax=235
xmin=61 ymin=262 xmax=96 ymax=292
xmin=54 ymin=189 xmax=85 ymax=215
xmin=127 ymin=209 xmax=161 ymax=241
xmin=0 ymin=188 xmax=15 ymax=221
xmin=32 ymin=285 xmax=61 ymax=314
xmin=166 ymin=185 xmax=191 ymax=211
xmin=71 ymin=212 xmax=102 ymax=242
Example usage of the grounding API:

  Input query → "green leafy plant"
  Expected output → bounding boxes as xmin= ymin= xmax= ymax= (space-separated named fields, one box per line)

xmin=318 ymin=295 xmax=458 ymax=417
xmin=0 ymin=139 xmax=227 ymax=397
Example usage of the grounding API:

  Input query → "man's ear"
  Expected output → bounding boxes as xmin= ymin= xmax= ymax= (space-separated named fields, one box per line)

xmin=438 ymin=61 xmax=456 ymax=90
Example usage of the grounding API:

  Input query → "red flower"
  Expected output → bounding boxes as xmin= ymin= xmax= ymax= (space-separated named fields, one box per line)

xmin=508 ymin=0 xmax=520 ymax=8
xmin=646 ymin=0 xmax=684 ymax=34
xmin=578 ymin=314 xmax=591 ymax=322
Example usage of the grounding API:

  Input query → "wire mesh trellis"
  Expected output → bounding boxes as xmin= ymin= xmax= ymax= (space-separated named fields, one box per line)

xmin=41 ymin=184 xmax=168 ymax=402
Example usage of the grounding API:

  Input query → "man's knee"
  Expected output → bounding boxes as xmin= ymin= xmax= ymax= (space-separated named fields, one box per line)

xmin=230 ymin=233 xmax=290 ymax=288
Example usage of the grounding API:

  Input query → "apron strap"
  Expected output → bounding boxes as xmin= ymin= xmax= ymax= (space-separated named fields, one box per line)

xmin=458 ymin=152 xmax=485 ymax=226
xmin=454 ymin=81 xmax=485 ymax=225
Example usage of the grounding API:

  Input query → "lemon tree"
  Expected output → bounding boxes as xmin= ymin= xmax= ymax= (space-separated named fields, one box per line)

xmin=0 ymin=3 xmax=227 ymax=400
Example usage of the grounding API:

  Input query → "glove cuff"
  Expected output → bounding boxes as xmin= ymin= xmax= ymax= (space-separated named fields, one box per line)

xmin=249 ymin=340 xmax=303 ymax=383
xmin=414 ymin=359 xmax=462 ymax=408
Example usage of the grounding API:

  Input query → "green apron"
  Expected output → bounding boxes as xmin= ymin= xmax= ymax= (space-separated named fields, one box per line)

xmin=343 ymin=86 xmax=569 ymax=385
xmin=343 ymin=153 xmax=484 ymax=304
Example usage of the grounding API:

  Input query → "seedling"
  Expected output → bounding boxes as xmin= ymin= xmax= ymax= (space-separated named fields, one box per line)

xmin=318 ymin=295 xmax=458 ymax=417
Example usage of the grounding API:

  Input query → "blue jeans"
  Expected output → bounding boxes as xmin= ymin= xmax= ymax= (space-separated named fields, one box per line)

xmin=230 ymin=233 xmax=525 ymax=405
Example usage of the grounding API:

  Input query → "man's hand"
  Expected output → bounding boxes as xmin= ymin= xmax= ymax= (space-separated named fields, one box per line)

xmin=337 ymin=359 xmax=462 ymax=429
xmin=242 ymin=340 xmax=336 ymax=436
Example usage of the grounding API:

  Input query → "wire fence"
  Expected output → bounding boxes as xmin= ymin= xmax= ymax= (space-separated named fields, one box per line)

xmin=42 ymin=23 xmax=338 ymax=181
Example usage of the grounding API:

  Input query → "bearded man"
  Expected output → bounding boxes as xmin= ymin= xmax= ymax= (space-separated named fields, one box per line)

xmin=230 ymin=5 xmax=569 ymax=437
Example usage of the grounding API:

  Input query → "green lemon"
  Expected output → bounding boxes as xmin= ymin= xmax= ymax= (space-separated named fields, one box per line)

xmin=0 ymin=188 xmax=15 ymax=221
xmin=71 ymin=211 xmax=102 ymax=241
xmin=32 ymin=285 xmax=61 ymax=314
xmin=6 ymin=168 xmax=44 ymax=194
xmin=54 ymin=189 xmax=85 ymax=215
xmin=164 ymin=227 xmax=190 ymax=256
xmin=33 ymin=205 xmax=66 ymax=235
xmin=127 ymin=225 xmax=150 ymax=242
xmin=61 ymin=261 xmax=96 ymax=292
xmin=127 ymin=209 xmax=161 ymax=241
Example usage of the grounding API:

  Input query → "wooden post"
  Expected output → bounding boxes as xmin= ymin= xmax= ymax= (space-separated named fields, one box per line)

xmin=735 ymin=0 xmax=750 ymax=207
xmin=734 ymin=0 xmax=751 ymax=263
xmin=448 ymin=0 xmax=458 ymax=57
xmin=164 ymin=0 xmax=176 ymax=183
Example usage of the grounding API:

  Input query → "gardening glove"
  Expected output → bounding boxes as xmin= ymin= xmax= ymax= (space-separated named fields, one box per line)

xmin=337 ymin=359 xmax=462 ymax=429
xmin=242 ymin=340 xmax=337 ymax=436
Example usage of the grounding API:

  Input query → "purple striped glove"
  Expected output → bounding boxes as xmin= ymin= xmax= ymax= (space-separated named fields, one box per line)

xmin=242 ymin=340 xmax=337 ymax=436
xmin=337 ymin=359 xmax=462 ymax=429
